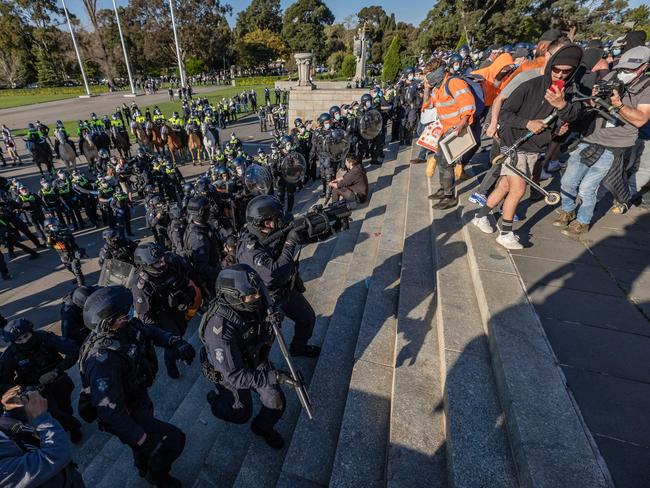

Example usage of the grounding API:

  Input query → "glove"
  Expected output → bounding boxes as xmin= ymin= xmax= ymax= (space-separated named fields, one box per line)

xmin=171 ymin=338 xmax=195 ymax=364
xmin=38 ymin=370 xmax=59 ymax=385
xmin=275 ymin=370 xmax=299 ymax=388
xmin=285 ymin=227 xmax=301 ymax=245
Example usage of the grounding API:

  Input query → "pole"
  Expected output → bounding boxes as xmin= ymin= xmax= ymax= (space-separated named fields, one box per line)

xmin=111 ymin=0 xmax=137 ymax=96
xmin=61 ymin=0 xmax=91 ymax=97
xmin=168 ymin=0 xmax=185 ymax=88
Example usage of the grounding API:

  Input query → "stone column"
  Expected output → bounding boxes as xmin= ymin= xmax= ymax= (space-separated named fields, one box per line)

xmin=354 ymin=24 xmax=370 ymax=86
xmin=294 ymin=53 xmax=315 ymax=89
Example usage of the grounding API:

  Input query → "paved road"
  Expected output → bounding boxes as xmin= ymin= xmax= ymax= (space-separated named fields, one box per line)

xmin=0 ymin=84 xmax=224 ymax=133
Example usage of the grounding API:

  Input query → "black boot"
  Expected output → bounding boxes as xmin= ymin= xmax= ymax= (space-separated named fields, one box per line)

xmin=250 ymin=421 xmax=284 ymax=450
xmin=432 ymin=195 xmax=458 ymax=210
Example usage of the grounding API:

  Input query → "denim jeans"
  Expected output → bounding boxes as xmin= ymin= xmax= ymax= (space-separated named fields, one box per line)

xmin=561 ymin=142 xmax=614 ymax=224
xmin=411 ymin=121 xmax=428 ymax=160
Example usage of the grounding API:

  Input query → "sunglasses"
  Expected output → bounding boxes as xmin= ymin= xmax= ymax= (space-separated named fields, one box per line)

xmin=551 ymin=66 xmax=574 ymax=75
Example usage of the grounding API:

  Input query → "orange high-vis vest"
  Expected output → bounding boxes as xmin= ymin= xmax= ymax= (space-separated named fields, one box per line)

xmin=427 ymin=75 xmax=476 ymax=132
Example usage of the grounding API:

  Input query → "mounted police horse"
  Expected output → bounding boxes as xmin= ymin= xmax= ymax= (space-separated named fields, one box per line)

xmin=133 ymin=121 xmax=152 ymax=153
xmin=148 ymin=121 xmax=166 ymax=156
xmin=82 ymin=132 xmax=99 ymax=173
xmin=186 ymin=122 xmax=205 ymax=165
xmin=91 ymin=128 xmax=111 ymax=154
xmin=54 ymin=128 xmax=77 ymax=171
xmin=28 ymin=137 xmax=55 ymax=175
xmin=201 ymin=121 xmax=220 ymax=161
xmin=161 ymin=123 xmax=186 ymax=165
xmin=111 ymin=126 xmax=131 ymax=159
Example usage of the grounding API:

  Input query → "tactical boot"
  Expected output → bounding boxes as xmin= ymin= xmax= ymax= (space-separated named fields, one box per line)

xmin=432 ymin=195 xmax=457 ymax=210
xmin=553 ymin=209 xmax=575 ymax=228
xmin=251 ymin=422 xmax=284 ymax=450
xmin=289 ymin=344 xmax=321 ymax=358
xmin=561 ymin=220 xmax=589 ymax=238
xmin=146 ymin=472 xmax=182 ymax=488
xmin=409 ymin=157 xmax=425 ymax=164
xmin=427 ymin=188 xmax=445 ymax=200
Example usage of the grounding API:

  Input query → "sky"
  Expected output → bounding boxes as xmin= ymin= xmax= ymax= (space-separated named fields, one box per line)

xmin=65 ymin=0 xmax=646 ymax=29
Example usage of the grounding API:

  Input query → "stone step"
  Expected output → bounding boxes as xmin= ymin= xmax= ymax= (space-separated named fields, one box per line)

xmin=276 ymin=153 xmax=400 ymax=487
xmin=431 ymin=182 xmax=517 ymax=486
xmin=231 ymin=148 xmax=399 ymax=488
xmin=328 ymin=154 xmax=410 ymax=487
xmin=387 ymin=159 xmax=446 ymax=487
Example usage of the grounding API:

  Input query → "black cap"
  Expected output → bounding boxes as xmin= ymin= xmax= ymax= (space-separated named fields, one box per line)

xmin=540 ymin=29 xmax=563 ymax=42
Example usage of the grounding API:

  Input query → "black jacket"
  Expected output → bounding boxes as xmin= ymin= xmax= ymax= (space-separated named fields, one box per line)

xmin=499 ymin=44 xmax=583 ymax=152
xmin=338 ymin=165 xmax=369 ymax=203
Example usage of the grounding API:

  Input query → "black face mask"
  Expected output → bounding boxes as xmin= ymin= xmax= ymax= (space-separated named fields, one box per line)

xmin=13 ymin=335 xmax=38 ymax=353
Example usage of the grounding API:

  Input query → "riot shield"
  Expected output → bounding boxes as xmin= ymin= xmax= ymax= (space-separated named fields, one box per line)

xmin=244 ymin=163 xmax=273 ymax=195
xmin=323 ymin=128 xmax=350 ymax=162
xmin=279 ymin=151 xmax=307 ymax=184
xmin=98 ymin=259 xmax=135 ymax=287
xmin=358 ymin=109 xmax=383 ymax=140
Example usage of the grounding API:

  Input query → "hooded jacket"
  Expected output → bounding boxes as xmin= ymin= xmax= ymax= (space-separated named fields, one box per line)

xmin=471 ymin=53 xmax=515 ymax=106
xmin=498 ymin=44 xmax=583 ymax=152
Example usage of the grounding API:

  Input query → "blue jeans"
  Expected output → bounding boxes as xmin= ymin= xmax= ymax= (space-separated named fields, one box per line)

xmin=411 ymin=121 xmax=428 ymax=160
xmin=560 ymin=143 xmax=614 ymax=224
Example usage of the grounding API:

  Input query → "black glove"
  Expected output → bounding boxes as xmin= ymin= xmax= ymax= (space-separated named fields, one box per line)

xmin=275 ymin=370 xmax=299 ymax=388
xmin=285 ymin=227 xmax=302 ymax=245
xmin=170 ymin=337 xmax=196 ymax=364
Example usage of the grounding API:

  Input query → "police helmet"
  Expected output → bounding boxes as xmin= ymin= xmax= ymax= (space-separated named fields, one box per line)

xmin=143 ymin=184 xmax=156 ymax=195
xmin=194 ymin=179 xmax=211 ymax=196
xmin=102 ymin=228 xmax=118 ymax=242
xmin=168 ymin=204 xmax=184 ymax=220
xmin=294 ymin=117 xmax=303 ymax=128
xmin=27 ymin=123 xmax=35 ymax=130
xmin=44 ymin=217 xmax=60 ymax=232
xmin=91 ymin=112 xmax=97 ymax=118
xmin=40 ymin=178 xmax=51 ymax=189
xmin=149 ymin=195 xmax=163 ymax=207
xmin=56 ymin=120 xmax=63 ymax=127
xmin=502 ymin=44 xmax=514 ymax=54
xmin=245 ymin=195 xmax=284 ymax=230
xmin=186 ymin=196 xmax=210 ymax=224
xmin=232 ymin=156 xmax=248 ymax=177
xmin=182 ymin=182 xmax=194 ymax=195
xmin=317 ymin=113 xmax=332 ymax=127
xmin=329 ymin=105 xmax=341 ymax=118
xmin=360 ymin=93 xmax=373 ymax=105
xmin=72 ymin=286 xmax=98 ymax=309
xmin=215 ymin=264 xmax=267 ymax=312
xmin=99 ymin=148 xmax=110 ymax=158
xmin=2 ymin=318 xmax=34 ymax=342
xmin=134 ymin=242 xmax=167 ymax=276
xmin=83 ymin=286 xmax=133 ymax=333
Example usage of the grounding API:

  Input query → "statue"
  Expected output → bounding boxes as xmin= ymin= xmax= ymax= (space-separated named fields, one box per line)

xmin=354 ymin=23 xmax=370 ymax=86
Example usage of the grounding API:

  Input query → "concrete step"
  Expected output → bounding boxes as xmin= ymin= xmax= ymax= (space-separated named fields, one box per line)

xmin=387 ymin=160 xmax=446 ymax=487
xmin=328 ymin=155 xmax=410 ymax=487
xmin=276 ymin=153 xmax=400 ymax=487
xmin=431 ymin=181 xmax=517 ymax=487
xmin=231 ymin=149 xmax=399 ymax=488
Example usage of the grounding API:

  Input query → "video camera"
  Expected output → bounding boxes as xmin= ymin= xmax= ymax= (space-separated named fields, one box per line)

xmin=262 ymin=201 xmax=352 ymax=246
xmin=594 ymin=80 xmax=625 ymax=100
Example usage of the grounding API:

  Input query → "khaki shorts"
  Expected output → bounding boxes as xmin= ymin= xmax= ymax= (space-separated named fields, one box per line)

xmin=500 ymin=150 xmax=539 ymax=178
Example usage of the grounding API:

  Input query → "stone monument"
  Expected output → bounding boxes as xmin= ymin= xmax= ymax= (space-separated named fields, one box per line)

xmin=353 ymin=23 xmax=371 ymax=86
xmin=294 ymin=52 xmax=315 ymax=89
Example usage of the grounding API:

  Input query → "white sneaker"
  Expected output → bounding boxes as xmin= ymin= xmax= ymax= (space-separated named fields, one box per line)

xmin=472 ymin=215 xmax=495 ymax=234
xmin=496 ymin=232 xmax=523 ymax=250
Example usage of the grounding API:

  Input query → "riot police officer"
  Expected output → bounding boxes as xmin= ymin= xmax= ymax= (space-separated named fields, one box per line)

xmin=167 ymin=204 xmax=187 ymax=255
xmin=201 ymin=265 xmax=297 ymax=449
xmin=44 ymin=217 xmax=85 ymax=286
xmin=182 ymin=197 xmax=221 ymax=295
xmin=61 ymin=285 xmax=97 ymax=346
xmin=98 ymin=228 xmax=138 ymax=267
xmin=236 ymin=196 xmax=320 ymax=358
xmin=80 ymin=286 xmax=195 ymax=487
xmin=0 ymin=318 xmax=82 ymax=443
xmin=130 ymin=243 xmax=201 ymax=379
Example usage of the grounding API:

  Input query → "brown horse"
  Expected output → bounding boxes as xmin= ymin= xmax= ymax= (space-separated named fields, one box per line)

xmin=149 ymin=122 xmax=166 ymax=156
xmin=161 ymin=124 xmax=185 ymax=164
xmin=186 ymin=124 xmax=204 ymax=166
xmin=133 ymin=124 xmax=152 ymax=153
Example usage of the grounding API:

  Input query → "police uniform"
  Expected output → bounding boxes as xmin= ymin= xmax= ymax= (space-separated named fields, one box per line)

xmin=98 ymin=235 xmax=137 ymax=267
xmin=46 ymin=226 xmax=85 ymax=286
xmin=201 ymin=302 xmax=285 ymax=434
xmin=60 ymin=292 xmax=90 ymax=346
xmin=182 ymin=221 xmax=221 ymax=291
xmin=0 ymin=331 xmax=81 ymax=437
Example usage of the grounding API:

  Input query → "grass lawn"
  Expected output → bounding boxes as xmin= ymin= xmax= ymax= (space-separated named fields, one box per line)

xmin=0 ymin=93 xmax=82 ymax=110
xmin=11 ymin=84 xmax=275 ymax=137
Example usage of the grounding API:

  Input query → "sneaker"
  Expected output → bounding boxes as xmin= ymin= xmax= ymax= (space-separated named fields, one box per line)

xmin=553 ymin=209 xmax=575 ymax=228
xmin=469 ymin=192 xmax=487 ymax=206
xmin=289 ymin=344 xmax=321 ymax=358
xmin=472 ymin=215 xmax=495 ymax=234
xmin=428 ymin=188 xmax=445 ymax=200
xmin=496 ymin=232 xmax=524 ymax=250
xmin=561 ymin=220 xmax=589 ymax=238
xmin=410 ymin=158 xmax=425 ymax=164
xmin=546 ymin=160 xmax=562 ymax=172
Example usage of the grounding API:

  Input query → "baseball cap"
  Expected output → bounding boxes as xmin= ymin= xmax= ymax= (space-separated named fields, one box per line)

xmin=614 ymin=46 xmax=650 ymax=70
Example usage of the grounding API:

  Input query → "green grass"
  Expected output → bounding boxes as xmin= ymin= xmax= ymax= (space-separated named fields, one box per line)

xmin=0 ymin=93 xmax=82 ymax=110
xmin=12 ymin=84 xmax=274 ymax=136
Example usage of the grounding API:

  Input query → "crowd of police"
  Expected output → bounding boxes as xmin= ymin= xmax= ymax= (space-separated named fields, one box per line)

xmin=0 ymin=82 xmax=395 ymax=485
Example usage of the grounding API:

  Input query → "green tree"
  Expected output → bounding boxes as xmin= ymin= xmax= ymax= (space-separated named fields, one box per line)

xmin=340 ymin=53 xmax=356 ymax=78
xmin=0 ymin=2 xmax=33 ymax=86
xmin=237 ymin=28 xmax=287 ymax=67
xmin=382 ymin=35 xmax=401 ymax=82
xmin=185 ymin=57 xmax=206 ymax=76
xmin=234 ymin=0 xmax=282 ymax=39
xmin=327 ymin=50 xmax=346 ymax=72
xmin=282 ymin=0 xmax=335 ymax=62
xmin=35 ymin=47 xmax=59 ymax=86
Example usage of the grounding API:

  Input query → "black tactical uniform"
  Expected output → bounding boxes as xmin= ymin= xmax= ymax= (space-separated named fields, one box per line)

xmin=98 ymin=229 xmax=137 ymax=267
xmin=80 ymin=286 xmax=194 ymax=487
xmin=167 ymin=205 xmax=186 ymax=256
xmin=0 ymin=319 xmax=82 ymax=442
xmin=183 ymin=197 xmax=222 ymax=294
xmin=60 ymin=286 xmax=97 ymax=346
xmin=129 ymin=243 xmax=200 ymax=379
xmin=45 ymin=218 xmax=85 ymax=286
xmin=236 ymin=196 xmax=319 ymax=357
xmin=16 ymin=189 xmax=47 ymax=240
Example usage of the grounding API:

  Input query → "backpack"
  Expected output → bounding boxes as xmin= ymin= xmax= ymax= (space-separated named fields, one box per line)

xmin=444 ymin=75 xmax=486 ymax=117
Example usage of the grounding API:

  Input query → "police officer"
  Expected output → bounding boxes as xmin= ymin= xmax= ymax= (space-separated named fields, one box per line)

xmin=44 ymin=217 xmax=85 ymax=286
xmin=130 ymin=243 xmax=200 ymax=379
xmin=80 ymin=286 xmax=194 ymax=487
xmin=236 ymin=196 xmax=320 ymax=358
xmin=0 ymin=318 xmax=82 ymax=443
xmin=61 ymin=285 xmax=97 ymax=346
xmin=183 ymin=196 xmax=221 ymax=295
xmin=98 ymin=228 xmax=138 ymax=267
xmin=201 ymin=265 xmax=297 ymax=448
xmin=167 ymin=204 xmax=186 ymax=255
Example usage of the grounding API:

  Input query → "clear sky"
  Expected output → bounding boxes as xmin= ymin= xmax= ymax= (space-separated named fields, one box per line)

xmin=65 ymin=0 xmax=646 ymax=29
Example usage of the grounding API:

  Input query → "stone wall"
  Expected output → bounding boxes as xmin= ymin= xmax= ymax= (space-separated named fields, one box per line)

xmin=275 ymin=80 xmax=354 ymax=90
xmin=287 ymin=87 xmax=367 ymax=124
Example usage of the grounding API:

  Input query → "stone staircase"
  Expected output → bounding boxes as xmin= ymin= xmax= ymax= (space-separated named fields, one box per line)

xmin=69 ymin=145 xmax=524 ymax=487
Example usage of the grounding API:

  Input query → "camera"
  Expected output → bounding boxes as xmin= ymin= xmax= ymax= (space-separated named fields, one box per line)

xmin=594 ymin=80 xmax=625 ymax=100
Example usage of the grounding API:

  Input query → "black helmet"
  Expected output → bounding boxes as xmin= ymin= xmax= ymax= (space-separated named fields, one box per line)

xmin=182 ymin=182 xmax=194 ymax=195
xmin=294 ymin=117 xmax=303 ymax=128
xmin=168 ymin=204 xmax=184 ymax=220
xmin=134 ymin=242 xmax=166 ymax=276
xmin=2 ymin=318 xmax=34 ymax=342
xmin=360 ymin=93 xmax=373 ymax=105
xmin=186 ymin=196 xmax=210 ymax=224
xmin=102 ymin=228 xmax=118 ymax=242
xmin=195 ymin=178 xmax=211 ymax=196
xmin=149 ymin=195 xmax=162 ymax=207
xmin=44 ymin=217 xmax=60 ymax=233
xmin=144 ymin=184 xmax=156 ymax=195
xmin=329 ymin=105 xmax=341 ymax=117
xmin=216 ymin=264 xmax=267 ymax=312
xmin=83 ymin=286 xmax=133 ymax=333
xmin=72 ymin=285 xmax=98 ymax=309
xmin=245 ymin=195 xmax=284 ymax=229
xmin=317 ymin=113 xmax=332 ymax=127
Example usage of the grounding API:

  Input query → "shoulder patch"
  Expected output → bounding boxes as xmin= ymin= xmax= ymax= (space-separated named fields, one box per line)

xmin=214 ymin=348 xmax=224 ymax=363
xmin=212 ymin=325 xmax=222 ymax=336
xmin=96 ymin=377 xmax=110 ymax=392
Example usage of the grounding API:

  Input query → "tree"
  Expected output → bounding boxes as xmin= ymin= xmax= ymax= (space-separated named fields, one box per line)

xmin=234 ymin=0 xmax=282 ymax=39
xmin=340 ymin=54 xmax=356 ymax=78
xmin=80 ymin=0 xmax=117 ymax=83
xmin=382 ymin=35 xmax=401 ymax=82
xmin=0 ymin=1 xmax=33 ymax=86
xmin=35 ymin=47 xmax=60 ymax=86
xmin=185 ymin=57 xmax=206 ymax=76
xmin=237 ymin=28 xmax=288 ymax=67
xmin=327 ymin=50 xmax=346 ymax=73
xmin=282 ymin=0 xmax=335 ymax=62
